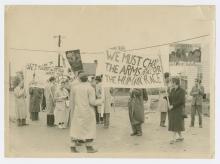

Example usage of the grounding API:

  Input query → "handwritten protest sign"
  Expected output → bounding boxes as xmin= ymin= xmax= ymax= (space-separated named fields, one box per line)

xmin=103 ymin=48 xmax=165 ymax=88
xmin=24 ymin=62 xmax=68 ymax=88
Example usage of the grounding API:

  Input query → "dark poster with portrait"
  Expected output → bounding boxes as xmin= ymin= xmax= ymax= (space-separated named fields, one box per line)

xmin=65 ymin=49 xmax=83 ymax=72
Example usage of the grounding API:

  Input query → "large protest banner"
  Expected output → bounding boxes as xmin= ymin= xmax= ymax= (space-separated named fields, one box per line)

xmin=103 ymin=48 xmax=165 ymax=88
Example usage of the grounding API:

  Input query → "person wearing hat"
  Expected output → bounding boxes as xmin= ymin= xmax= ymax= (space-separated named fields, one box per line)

xmin=190 ymin=78 xmax=204 ymax=128
xmin=69 ymin=73 xmax=103 ymax=153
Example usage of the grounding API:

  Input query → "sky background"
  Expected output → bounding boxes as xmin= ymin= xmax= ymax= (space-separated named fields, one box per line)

xmin=5 ymin=6 xmax=214 ymax=75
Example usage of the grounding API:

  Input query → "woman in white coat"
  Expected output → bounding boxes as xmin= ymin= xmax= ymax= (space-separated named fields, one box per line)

xmin=14 ymin=80 xmax=28 ymax=126
xmin=54 ymin=80 xmax=69 ymax=129
xmin=69 ymin=73 xmax=102 ymax=153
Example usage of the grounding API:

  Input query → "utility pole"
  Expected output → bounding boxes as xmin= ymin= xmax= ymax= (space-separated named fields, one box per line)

xmin=9 ymin=62 xmax=11 ymax=91
xmin=53 ymin=35 xmax=65 ymax=67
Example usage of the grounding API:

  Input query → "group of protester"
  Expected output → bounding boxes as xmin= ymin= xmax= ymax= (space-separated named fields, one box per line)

xmin=13 ymin=70 xmax=205 ymax=153
xmin=157 ymin=73 xmax=205 ymax=144
xmin=128 ymin=72 xmax=204 ymax=145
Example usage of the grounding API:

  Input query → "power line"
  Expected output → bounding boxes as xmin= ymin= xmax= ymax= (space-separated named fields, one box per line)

xmin=10 ymin=48 xmax=58 ymax=53
xmin=81 ymin=51 xmax=104 ymax=55
xmin=125 ymin=34 xmax=210 ymax=52
xmin=9 ymin=34 xmax=209 ymax=55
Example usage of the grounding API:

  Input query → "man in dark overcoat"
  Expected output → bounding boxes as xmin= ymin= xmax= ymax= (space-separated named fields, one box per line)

xmin=128 ymin=88 xmax=148 ymax=136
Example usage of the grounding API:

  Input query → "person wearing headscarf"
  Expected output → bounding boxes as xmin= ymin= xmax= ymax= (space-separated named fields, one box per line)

xmin=69 ymin=73 xmax=102 ymax=153
xmin=128 ymin=88 xmax=148 ymax=136
xmin=54 ymin=79 xmax=69 ymax=129
xmin=14 ymin=80 xmax=28 ymax=126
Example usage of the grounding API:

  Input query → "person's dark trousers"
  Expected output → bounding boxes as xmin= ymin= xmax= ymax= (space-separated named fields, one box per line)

xmin=131 ymin=124 xmax=137 ymax=134
xmin=131 ymin=123 xmax=142 ymax=136
xmin=103 ymin=113 xmax=110 ymax=128
xmin=191 ymin=105 xmax=202 ymax=126
xmin=21 ymin=119 xmax=28 ymax=125
xmin=47 ymin=114 xmax=55 ymax=127
xmin=95 ymin=107 xmax=100 ymax=124
xmin=30 ymin=112 xmax=39 ymax=121
xmin=136 ymin=124 xmax=142 ymax=135
xmin=17 ymin=119 xmax=22 ymax=126
xmin=160 ymin=112 xmax=167 ymax=126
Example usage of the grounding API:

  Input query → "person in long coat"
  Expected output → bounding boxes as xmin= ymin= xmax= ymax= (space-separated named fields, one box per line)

xmin=14 ymin=80 xmax=28 ymax=126
xmin=158 ymin=90 xmax=169 ymax=127
xmin=54 ymin=80 xmax=69 ymax=128
xmin=69 ymin=73 xmax=102 ymax=153
xmin=90 ymin=77 xmax=100 ymax=124
xmin=29 ymin=82 xmax=43 ymax=121
xmin=45 ymin=77 xmax=56 ymax=126
xmin=103 ymin=87 xmax=113 ymax=128
xmin=128 ymin=88 xmax=148 ymax=136
xmin=95 ymin=76 xmax=104 ymax=124
xmin=168 ymin=78 xmax=185 ymax=144
xmin=160 ymin=72 xmax=170 ymax=127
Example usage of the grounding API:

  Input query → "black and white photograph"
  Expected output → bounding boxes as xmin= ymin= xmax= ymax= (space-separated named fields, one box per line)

xmin=4 ymin=5 xmax=215 ymax=158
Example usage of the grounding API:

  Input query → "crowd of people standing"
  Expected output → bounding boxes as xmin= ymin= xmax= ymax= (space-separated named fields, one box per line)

xmin=12 ymin=70 xmax=205 ymax=153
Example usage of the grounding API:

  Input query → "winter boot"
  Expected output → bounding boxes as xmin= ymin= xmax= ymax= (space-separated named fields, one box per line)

xmin=70 ymin=147 xmax=79 ymax=153
xmin=22 ymin=119 xmax=28 ymax=126
xmin=86 ymin=146 xmax=98 ymax=153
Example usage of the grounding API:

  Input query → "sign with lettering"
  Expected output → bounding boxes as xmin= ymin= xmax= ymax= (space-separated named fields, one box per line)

xmin=103 ymin=48 xmax=165 ymax=88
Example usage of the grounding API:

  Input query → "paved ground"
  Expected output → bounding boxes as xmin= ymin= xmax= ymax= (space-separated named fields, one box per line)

xmin=6 ymin=93 xmax=213 ymax=158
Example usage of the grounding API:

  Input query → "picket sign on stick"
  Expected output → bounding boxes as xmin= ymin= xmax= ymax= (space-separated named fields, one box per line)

xmin=158 ymin=54 xmax=171 ymax=109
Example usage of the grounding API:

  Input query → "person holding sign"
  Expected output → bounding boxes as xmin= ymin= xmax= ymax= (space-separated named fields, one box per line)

xmin=128 ymin=88 xmax=148 ymax=136
xmin=168 ymin=78 xmax=185 ymax=144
